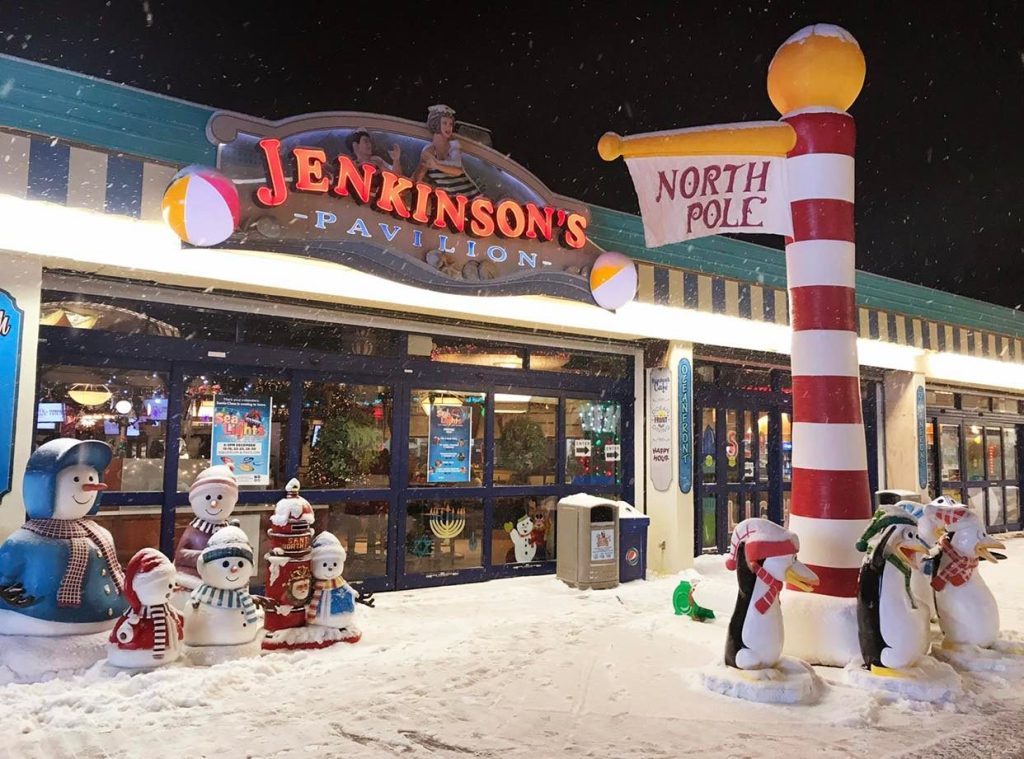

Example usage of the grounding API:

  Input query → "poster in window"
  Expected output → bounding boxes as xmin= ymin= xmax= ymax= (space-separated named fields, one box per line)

xmin=0 ymin=288 xmax=23 ymax=498
xmin=427 ymin=403 xmax=472 ymax=483
xmin=211 ymin=396 xmax=272 ymax=485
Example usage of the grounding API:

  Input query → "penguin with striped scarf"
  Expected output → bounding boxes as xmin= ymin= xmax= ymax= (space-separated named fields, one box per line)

xmin=724 ymin=518 xmax=818 ymax=670
xmin=184 ymin=526 xmax=263 ymax=651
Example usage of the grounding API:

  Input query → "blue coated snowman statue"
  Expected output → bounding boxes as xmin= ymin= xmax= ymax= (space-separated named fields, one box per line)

xmin=0 ymin=439 xmax=128 ymax=636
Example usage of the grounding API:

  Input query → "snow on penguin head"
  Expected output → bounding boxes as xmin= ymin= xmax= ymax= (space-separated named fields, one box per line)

xmin=856 ymin=506 xmax=928 ymax=568
xmin=726 ymin=517 xmax=818 ymax=590
xmin=188 ymin=463 xmax=238 ymax=523
xmin=124 ymin=548 xmax=177 ymax=610
xmin=198 ymin=526 xmax=255 ymax=589
xmin=310 ymin=532 xmax=347 ymax=581
xmin=23 ymin=438 xmax=113 ymax=519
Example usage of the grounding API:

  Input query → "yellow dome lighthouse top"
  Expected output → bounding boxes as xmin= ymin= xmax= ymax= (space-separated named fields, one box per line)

xmin=767 ymin=24 xmax=866 ymax=115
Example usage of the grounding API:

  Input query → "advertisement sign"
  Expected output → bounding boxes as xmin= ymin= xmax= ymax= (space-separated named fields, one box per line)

xmin=678 ymin=358 xmax=693 ymax=494
xmin=0 ymin=289 xmax=23 ymax=498
xmin=624 ymin=155 xmax=792 ymax=247
xmin=209 ymin=108 xmax=608 ymax=304
xmin=916 ymin=385 xmax=927 ymax=490
xmin=211 ymin=396 xmax=272 ymax=485
xmin=590 ymin=527 xmax=615 ymax=562
xmin=426 ymin=403 xmax=472 ymax=483
xmin=648 ymin=367 xmax=673 ymax=492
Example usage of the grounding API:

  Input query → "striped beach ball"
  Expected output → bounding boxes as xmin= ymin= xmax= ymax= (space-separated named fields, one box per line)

xmin=590 ymin=251 xmax=637 ymax=310
xmin=161 ymin=165 xmax=240 ymax=247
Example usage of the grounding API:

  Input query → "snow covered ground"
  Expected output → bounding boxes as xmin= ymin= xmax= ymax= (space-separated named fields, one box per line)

xmin=3 ymin=538 xmax=1024 ymax=759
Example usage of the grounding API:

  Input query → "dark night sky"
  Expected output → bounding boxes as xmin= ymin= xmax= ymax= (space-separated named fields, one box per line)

xmin=1 ymin=2 xmax=1022 ymax=306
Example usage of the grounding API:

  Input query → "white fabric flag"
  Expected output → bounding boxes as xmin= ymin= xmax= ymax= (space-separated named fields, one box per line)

xmin=624 ymin=155 xmax=793 ymax=248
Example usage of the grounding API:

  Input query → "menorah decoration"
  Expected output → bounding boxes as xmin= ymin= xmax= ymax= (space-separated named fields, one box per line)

xmin=429 ymin=505 xmax=467 ymax=540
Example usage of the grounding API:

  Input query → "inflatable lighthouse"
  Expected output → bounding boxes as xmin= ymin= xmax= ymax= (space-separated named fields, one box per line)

xmin=600 ymin=25 xmax=872 ymax=665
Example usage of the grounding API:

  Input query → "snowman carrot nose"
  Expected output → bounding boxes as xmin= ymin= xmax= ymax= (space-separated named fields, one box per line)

xmin=81 ymin=482 xmax=107 ymax=492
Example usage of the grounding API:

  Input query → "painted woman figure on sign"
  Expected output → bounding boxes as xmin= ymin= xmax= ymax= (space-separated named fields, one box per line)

xmin=413 ymin=104 xmax=482 ymax=198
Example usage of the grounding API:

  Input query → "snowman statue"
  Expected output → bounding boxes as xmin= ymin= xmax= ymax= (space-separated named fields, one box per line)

xmin=173 ymin=464 xmax=239 ymax=590
xmin=183 ymin=526 xmax=264 ymax=663
xmin=107 ymin=548 xmax=183 ymax=669
xmin=305 ymin=532 xmax=362 ymax=645
xmin=0 ymin=439 xmax=127 ymax=637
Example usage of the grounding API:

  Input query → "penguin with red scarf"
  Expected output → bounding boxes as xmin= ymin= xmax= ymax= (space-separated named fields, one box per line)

xmin=108 ymin=548 xmax=183 ymax=668
xmin=724 ymin=518 xmax=818 ymax=670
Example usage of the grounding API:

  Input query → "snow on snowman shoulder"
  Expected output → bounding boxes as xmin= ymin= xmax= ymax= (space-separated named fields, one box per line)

xmin=183 ymin=526 xmax=263 ymax=658
xmin=306 ymin=532 xmax=361 ymax=643
xmin=108 ymin=548 xmax=183 ymax=669
xmin=173 ymin=463 xmax=239 ymax=591
xmin=270 ymin=478 xmax=315 ymax=529
xmin=0 ymin=439 xmax=128 ymax=637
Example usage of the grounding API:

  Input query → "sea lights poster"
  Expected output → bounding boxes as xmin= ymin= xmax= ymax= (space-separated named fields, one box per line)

xmin=211 ymin=396 xmax=272 ymax=485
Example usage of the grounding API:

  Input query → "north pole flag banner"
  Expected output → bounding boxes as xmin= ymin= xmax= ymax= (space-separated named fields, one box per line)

xmin=624 ymin=155 xmax=793 ymax=247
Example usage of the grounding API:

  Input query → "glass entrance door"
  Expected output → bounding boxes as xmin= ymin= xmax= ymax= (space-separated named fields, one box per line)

xmin=927 ymin=418 xmax=1022 ymax=532
xmin=695 ymin=402 xmax=789 ymax=553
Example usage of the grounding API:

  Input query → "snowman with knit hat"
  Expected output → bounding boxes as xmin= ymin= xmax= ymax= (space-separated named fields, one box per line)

xmin=183 ymin=526 xmax=264 ymax=661
xmin=107 ymin=548 xmax=183 ymax=668
xmin=306 ymin=532 xmax=361 ymax=643
xmin=173 ymin=464 xmax=239 ymax=590
xmin=0 ymin=439 xmax=127 ymax=637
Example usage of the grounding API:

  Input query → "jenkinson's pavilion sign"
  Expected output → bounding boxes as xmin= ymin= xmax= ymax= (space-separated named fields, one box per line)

xmin=207 ymin=108 xmax=605 ymax=303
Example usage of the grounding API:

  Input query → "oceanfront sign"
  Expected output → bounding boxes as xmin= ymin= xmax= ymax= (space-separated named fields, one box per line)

xmin=208 ymin=106 xmax=604 ymax=302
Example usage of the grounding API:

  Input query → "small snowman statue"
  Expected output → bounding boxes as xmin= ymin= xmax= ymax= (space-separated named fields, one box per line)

xmin=108 ymin=548 xmax=183 ymax=668
xmin=173 ymin=464 xmax=239 ymax=590
xmin=183 ymin=526 xmax=264 ymax=663
xmin=306 ymin=532 xmax=361 ymax=644
xmin=0 ymin=439 xmax=127 ymax=636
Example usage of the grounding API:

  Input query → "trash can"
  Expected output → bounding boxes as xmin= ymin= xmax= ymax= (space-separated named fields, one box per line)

xmin=875 ymin=489 xmax=923 ymax=507
xmin=617 ymin=502 xmax=649 ymax=583
xmin=556 ymin=494 xmax=619 ymax=590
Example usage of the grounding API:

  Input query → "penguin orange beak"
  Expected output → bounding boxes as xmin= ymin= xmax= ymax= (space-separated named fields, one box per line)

xmin=785 ymin=560 xmax=819 ymax=593
xmin=976 ymin=536 xmax=1006 ymax=564
xmin=898 ymin=541 xmax=928 ymax=564
xmin=81 ymin=483 xmax=107 ymax=492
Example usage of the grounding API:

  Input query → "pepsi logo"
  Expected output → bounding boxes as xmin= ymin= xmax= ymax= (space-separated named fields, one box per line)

xmin=625 ymin=547 xmax=639 ymax=566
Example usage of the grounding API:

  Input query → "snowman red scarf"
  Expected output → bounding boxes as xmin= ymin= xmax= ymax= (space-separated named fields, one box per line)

xmin=22 ymin=518 xmax=125 ymax=607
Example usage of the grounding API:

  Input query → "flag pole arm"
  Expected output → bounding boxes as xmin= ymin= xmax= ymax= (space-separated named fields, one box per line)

xmin=597 ymin=122 xmax=796 ymax=161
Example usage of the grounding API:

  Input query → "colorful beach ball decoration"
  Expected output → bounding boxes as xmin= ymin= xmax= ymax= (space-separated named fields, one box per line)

xmin=161 ymin=165 xmax=240 ymax=247
xmin=590 ymin=251 xmax=637 ymax=310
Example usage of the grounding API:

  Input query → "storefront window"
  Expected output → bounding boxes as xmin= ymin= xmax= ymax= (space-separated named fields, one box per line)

xmin=926 ymin=420 xmax=937 ymax=498
xmin=926 ymin=390 xmax=955 ymax=408
xmin=93 ymin=508 xmax=162 ymax=567
xmin=409 ymin=390 xmax=485 ymax=485
xmin=494 ymin=396 xmax=556 ymax=485
xmin=783 ymin=491 xmax=792 ymax=528
xmin=702 ymin=496 xmax=716 ymax=549
xmin=299 ymin=383 xmax=392 ymax=489
xmin=316 ymin=501 xmax=389 ymax=581
xmin=1004 ymin=428 xmax=1018 ymax=481
xmin=178 ymin=374 xmax=289 ymax=491
xmin=532 ymin=348 xmax=630 ymax=377
xmin=987 ymin=487 xmax=1004 ymax=527
xmin=940 ymin=425 xmax=962 ymax=481
xmin=961 ymin=394 xmax=989 ymax=411
xmin=493 ymin=496 xmax=557 ymax=564
xmin=725 ymin=410 xmax=740 ymax=483
xmin=756 ymin=411 xmax=770 ymax=482
xmin=35 ymin=364 xmax=169 ymax=492
xmin=965 ymin=425 xmax=984 ymax=481
xmin=992 ymin=397 xmax=1017 ymax=413
xmin=985 ymin=428 xmax=1003 ymax=480
xmin=1006 ymin=487 xmax=1020 ymax=525
xmin=242 ymin=316 xmax=397 ymax=356
xmin=700 ymin=409 xmax=716 ymax=484
xmin=967 ymin=488 xmax=985 ymax=515
xmin=564 ymin=399 xmax=622 ymax=488
xmin=404 ymin=499 xmax=483 ymax=574
xmin=425 ymin=336 xmax=525 ymax=369
xmin=781 ymin=413 xmax=792 ymax=483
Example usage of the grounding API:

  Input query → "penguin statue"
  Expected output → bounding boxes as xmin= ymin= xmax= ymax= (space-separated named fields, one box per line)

xmin=724 ymin=518 xmax=818 ymax=670
xmin=926 ymin=502 xmax=1005 ymax=649
xmin=855 ymin=506 xmax=931 ymax=676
